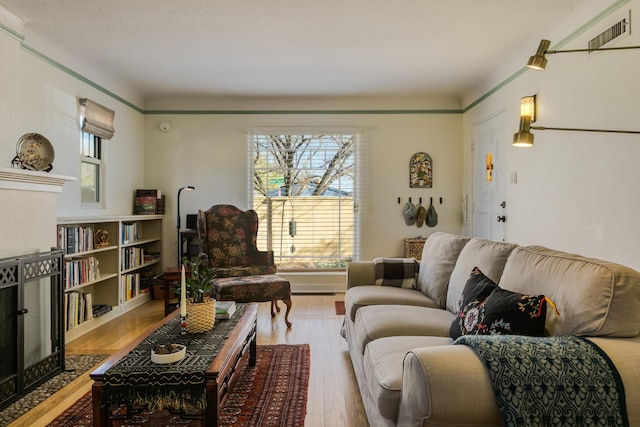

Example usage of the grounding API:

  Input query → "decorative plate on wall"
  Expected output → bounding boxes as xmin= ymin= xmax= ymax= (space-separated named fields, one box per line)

xmin=410 ymin=152 xmax=432 ymax=188
xmin=12 ymin=133 xmax=55 ymax=172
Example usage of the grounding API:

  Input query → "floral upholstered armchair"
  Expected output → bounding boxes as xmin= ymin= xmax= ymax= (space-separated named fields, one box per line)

xmin=197 ymin=204 xmax=277 ymax=278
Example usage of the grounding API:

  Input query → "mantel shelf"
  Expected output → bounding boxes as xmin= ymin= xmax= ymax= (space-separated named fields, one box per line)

xmin=0 ymin=166 xmax=76 ymax=192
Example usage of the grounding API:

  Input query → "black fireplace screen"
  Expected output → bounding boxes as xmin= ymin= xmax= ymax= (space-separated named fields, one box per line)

xmin=0 ymin=249 xmax=64 ymax=410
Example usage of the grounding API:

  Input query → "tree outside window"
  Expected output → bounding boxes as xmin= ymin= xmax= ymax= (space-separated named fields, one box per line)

xmin=251 ymin=133 xmax=356 ymax=270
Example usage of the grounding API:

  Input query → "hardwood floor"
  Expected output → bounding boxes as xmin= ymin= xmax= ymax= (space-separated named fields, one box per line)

xmin=9 ymin=294 xmax=368 ymax=427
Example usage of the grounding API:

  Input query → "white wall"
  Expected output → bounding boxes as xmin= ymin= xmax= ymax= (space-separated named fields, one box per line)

xmin=462 ymin=0 xmax=640 ymax=271
xmin=4 ymin=0 xmax=639 ymax=291
xmin=0 ymin=21 xmax=146 ymax=219
xmin=142 ymin=97 xmax=464 ymax=268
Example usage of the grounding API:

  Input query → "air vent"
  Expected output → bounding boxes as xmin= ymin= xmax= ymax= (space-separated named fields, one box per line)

xmin=588 ymin=12 xmax=630 ymax=51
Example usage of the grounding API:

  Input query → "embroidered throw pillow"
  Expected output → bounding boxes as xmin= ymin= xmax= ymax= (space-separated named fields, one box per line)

xmin=479 ymin=288 xmax=547 ymax=336
xmin=450 ymin=271 xmax=548 ymax=339
xmin=449 ymin=267 xmax=498 ymax=338
xmin=373 ymin=257 xmax=418 ymax=289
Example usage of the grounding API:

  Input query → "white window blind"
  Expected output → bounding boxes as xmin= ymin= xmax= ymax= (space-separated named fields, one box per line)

xmin=250 ymin=132 xmax=357 ymax=270
xmin=79 ymin=98 xmax=115 ymax=139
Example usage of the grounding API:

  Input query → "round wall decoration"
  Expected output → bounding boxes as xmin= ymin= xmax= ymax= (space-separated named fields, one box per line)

xmin=11 ymin=133 xmax=55 ymax=172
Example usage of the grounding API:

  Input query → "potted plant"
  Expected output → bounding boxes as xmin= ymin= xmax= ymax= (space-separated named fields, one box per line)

xmin=180 ymin=253 xmax=218 ymax=333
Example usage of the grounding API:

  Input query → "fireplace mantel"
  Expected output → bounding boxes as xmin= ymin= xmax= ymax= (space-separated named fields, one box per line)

xmin=0 ymin=166 xmax=76 ymax=192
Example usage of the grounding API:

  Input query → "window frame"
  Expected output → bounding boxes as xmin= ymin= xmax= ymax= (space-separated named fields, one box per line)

xmin=80 ymin=131 xmax=104 ymax=207
xmin=249 ymin=130 xmax=359 ymax=271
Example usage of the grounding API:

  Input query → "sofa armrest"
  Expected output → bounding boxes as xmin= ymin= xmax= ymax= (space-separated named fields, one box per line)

xmin=587 ymin=336 xmax=640 ymax=424
xmin=397 ymin=345 xmax=503 ymax=426
xmin=346 ymin=261 xmax=376 ymax=289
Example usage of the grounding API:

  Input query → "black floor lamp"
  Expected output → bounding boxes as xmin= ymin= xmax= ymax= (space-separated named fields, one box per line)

xmin=177 ymin=185 xmax=195 ymax=266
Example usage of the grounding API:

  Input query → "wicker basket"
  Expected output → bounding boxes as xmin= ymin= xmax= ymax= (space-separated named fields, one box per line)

xmin=404 ymin=237 xmax=427 ymax=260
xmin=186 ymin=299 xmax=216 ymax=333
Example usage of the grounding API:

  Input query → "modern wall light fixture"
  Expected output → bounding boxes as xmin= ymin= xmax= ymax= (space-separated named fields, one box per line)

xmin=527 ymin=39 xmax=640 ymax=70
xmin=513 ymin=95 xmax=640 ymax=147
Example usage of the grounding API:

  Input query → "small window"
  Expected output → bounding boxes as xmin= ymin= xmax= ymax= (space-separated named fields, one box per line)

xmin=80 ymin=131 xmax=102 ymax=204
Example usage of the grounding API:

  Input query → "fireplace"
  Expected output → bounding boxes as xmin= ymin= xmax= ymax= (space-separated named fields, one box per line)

xmin=0 ymin=166 xmax=74 ymax=409
xmin=0 ymin=249 xmax=65 ymax=410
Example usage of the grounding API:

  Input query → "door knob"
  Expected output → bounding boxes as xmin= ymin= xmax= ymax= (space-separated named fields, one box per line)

xmin=17 ymin=308 xmax=28 ymax=315
xmin=499 ymin=201 xmax=506 ymax=208
xmin=497 ymin=215 xmax=506 ymax=222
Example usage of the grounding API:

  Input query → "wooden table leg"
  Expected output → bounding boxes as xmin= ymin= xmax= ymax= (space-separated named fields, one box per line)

xmin=270 ymin=300 xmax=281 ymax=317
xmin=92 ymin=382 xmax=107 ymax=427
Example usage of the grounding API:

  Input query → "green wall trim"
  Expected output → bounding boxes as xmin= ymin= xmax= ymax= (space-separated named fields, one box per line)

xmin=6 ymin=0 xmax=629 ymax=117
xmin=19 ymin=42 xmax=144 ymax=114
xmin=144 ymin=109 xmax=463 ymax=115
xmin=463 ymin=0 xmax=630 ymax=113
xmin=0 ymin=21 xmax=24 ymax=42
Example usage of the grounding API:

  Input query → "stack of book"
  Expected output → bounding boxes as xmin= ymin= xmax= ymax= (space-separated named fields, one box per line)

xmin=215 ymin=301 xmax=236 ymax=319
xmin=134 ymin=189 xmax=164 ymax=215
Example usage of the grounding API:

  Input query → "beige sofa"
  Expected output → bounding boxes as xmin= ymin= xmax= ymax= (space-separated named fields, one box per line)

xmin=342 ymin=232 xmax=640 ymax=426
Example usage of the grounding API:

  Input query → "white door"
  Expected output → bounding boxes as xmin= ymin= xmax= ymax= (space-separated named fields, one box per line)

xmin=472 ymin=110 xmax=507 ymax=241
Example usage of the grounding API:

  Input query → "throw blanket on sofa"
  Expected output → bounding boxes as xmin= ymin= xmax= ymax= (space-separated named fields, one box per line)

xmin=454 ymin=335 xmax=628 ymax=427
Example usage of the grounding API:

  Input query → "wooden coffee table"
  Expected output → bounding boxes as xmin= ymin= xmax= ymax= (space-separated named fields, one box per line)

xmin=90 ymin=303 xmax=257 ymax=427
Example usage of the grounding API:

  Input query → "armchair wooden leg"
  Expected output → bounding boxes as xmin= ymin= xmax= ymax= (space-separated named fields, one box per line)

xmin=282 ymin=298 xmax=292 ymax=328
xmin=269 ymin=299 xmax=292 ymax=328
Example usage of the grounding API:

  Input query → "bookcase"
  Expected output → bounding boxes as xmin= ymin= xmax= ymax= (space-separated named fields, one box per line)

xmin=57 ymin=215 xmax=163 ymax=343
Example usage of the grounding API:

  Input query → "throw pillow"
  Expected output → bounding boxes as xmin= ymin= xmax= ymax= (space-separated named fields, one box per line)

xmin=479 ymin=288 xmax=547 ymax=336
xmin=449 ymin=267 xmax=498 ymax=338
xmin=450 ymin=277 xmax=548 ymax=339
xmin=373 ymin=257 xmax=418 ymax=289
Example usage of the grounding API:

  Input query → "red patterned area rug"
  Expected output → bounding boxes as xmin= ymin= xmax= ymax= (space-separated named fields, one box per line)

xmin=47 ymin=344 xmax=310 ymax=427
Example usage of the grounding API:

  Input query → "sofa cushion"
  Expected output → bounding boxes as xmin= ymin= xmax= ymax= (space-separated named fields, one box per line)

xmin=499 ymin=246 xmax=640 ymax=337
xmin=354 ymin=305 xmax=454 ymax=355
xmin=363 ymin=336 xmax=453 ymax=420
xmin=373 ymin=257 xmax=418 ymax=289
xmin=446 ymin=238 xmax=518 ymax=313
xmin=344 ymin=286 xmax=439 ymax=322
xmin=417 ymin=232 xmax=470 ymax=307
xmin=449 ymin=267 xmax=498 ymax=338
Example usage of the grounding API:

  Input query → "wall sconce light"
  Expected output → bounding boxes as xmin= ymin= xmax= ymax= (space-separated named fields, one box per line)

xmin=513 ymin=95 xmax=640 ymax=147
xmin=177 ymin=185 xmax=195 ymax=265
xmin=513 ymin=96 xmax=536 ymax=147
xmin=527 ymin=39 xmax=640 ymax=70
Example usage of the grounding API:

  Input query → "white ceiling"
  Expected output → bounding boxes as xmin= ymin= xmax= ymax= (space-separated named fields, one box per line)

xmin=0 ymin=0 xmax=611 ymax=100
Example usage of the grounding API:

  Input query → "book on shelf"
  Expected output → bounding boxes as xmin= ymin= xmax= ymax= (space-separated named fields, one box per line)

xmin=121 ymin=222 xmax=138 ymax=244
xmin=92 ymin=304 xmax=113 ymax=318
xmin=64 ymin=291 xmax=94 ymax=331
xmin=215 ymin=300 xmax=237 ymax=319
xmin=134 ymin=189 xmax=163 ymax=215
xmin=64 ymin=256 xmax=99 ymax=289
xmin=58 ymin=225 xmax=95 ymax=254
xmin=121 ymin=272 xmax=141 ymax=302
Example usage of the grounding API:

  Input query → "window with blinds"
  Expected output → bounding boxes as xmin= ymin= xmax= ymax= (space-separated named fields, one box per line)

xmin=250 ymin=133 xmax=357 ymax=270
